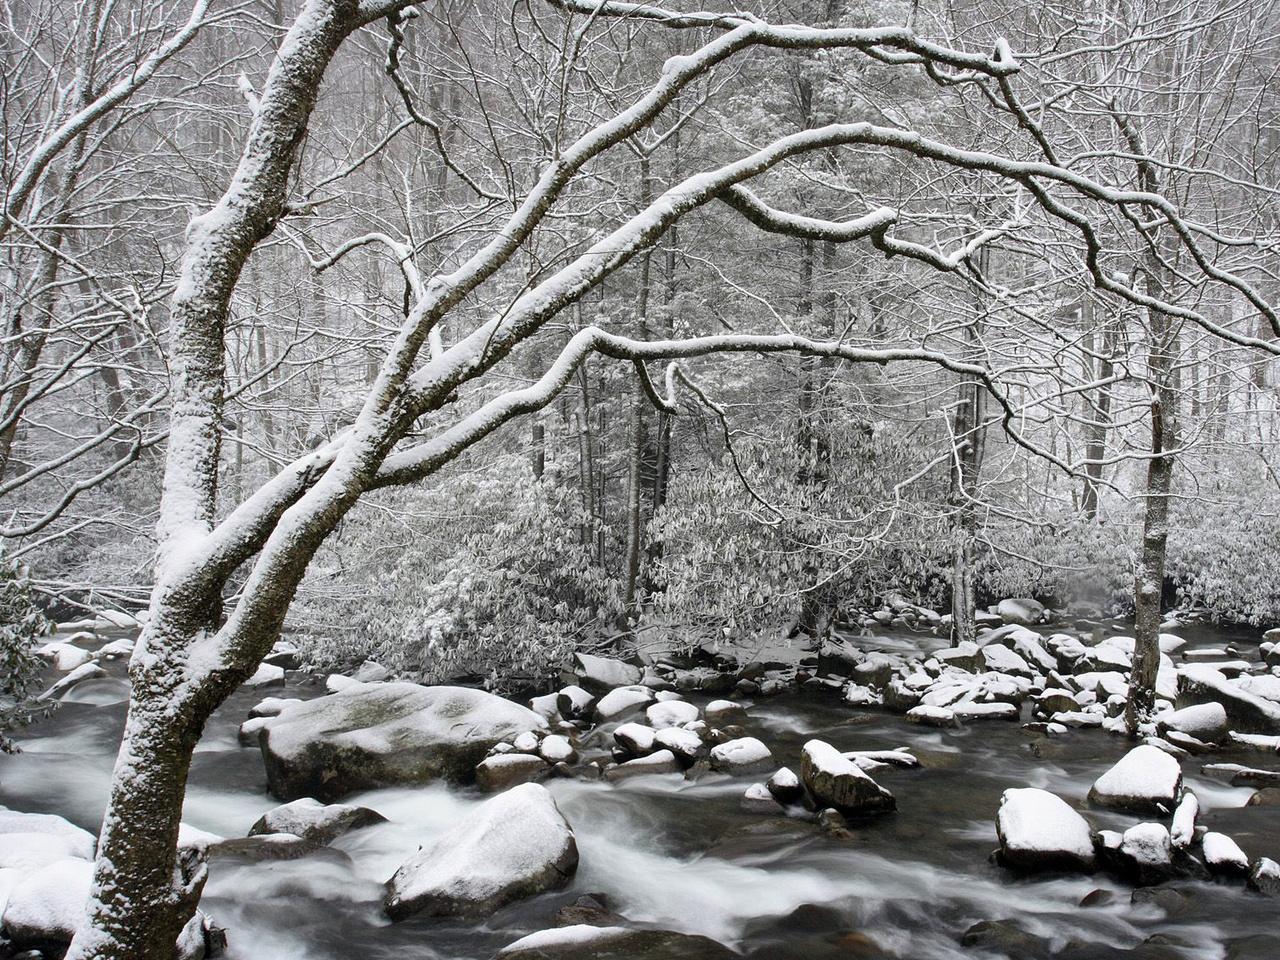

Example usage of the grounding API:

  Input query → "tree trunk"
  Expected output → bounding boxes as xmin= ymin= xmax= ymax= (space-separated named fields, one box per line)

xmin=1081 ymin=295 xmax=1115 ymax=520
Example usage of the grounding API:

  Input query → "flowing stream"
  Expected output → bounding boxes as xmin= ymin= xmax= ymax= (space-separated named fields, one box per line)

xmin=2 ymin=623 xmax=1278 ymax=959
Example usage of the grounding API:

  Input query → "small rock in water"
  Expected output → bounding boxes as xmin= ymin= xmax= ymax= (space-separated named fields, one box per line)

xmin=476 ymin=753 xmax=551 ymax=793
xmin=556 ymin=685 xmax=597 ymax=721
xmin=995 ymin=788 xmax=1095 ymax=873
xmin=1201 ymin=832 xmax=1250 ymax=878
xmin=1248 ymin=857 xmax=1280 ymax=896
xmin=708 ymin=737 xmax=773 ymax=775
xmin=766 ymin=766 xmax=804 ymax=805
xmin=248 ymin=697 xmax=303 ymax=719
xmin=1156 ymin=702 xmax=1227 ymax=742
xmin=1169 ymin=791 xmax=1198 ymax=849
xmin=613 ymin=722 xmax=657 ymax=756
xmin=741 ymin=782 xmax=781 ymax=813
xmin=654 ymin=727 xmax=703 ymax=765
xmin=1115 ymin=822 xmax=1175 ymax=885
xmin=249 ymin=797 xmax=385 ymax=845
xmin=961 ymin=919 xmax=1051 ymax=958
xmin=645 ymin=699 xmax=699 ymax=730
xmin=497 ymin=925 xmax=736 ymax=959
xmin=704 ymin=699 xmax=748 ymax=726
xmin=799 ymin=740 xmax=894 ymax=817
xmin=1246 ymin=788 xmax=1280 ymax=806
xmin=512 ymin=731 xmax=541 ymax=753
xmin=592 ymin=685 xmax=653 ymax=723
xmin=1088 ymin=744 xmax=1182 ymax=814
xmin=384 ymin=782 xmax=577 ymax=921
xmin=604 ymin=749 xmax=682 ymax=781
xmin=539 ymin=734 xmax=576 ymax=764
xmin=905 ymin=705 xmax=960 ymax=727
xmin=244 ymin=662 xmax=286 ymax=688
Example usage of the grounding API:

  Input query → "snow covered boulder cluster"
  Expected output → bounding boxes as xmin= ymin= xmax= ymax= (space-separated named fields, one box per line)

xmin=994 ymin=745 xmax=1278 ymax=894
xmin=0 ymin=806 xmax=215 ymax=958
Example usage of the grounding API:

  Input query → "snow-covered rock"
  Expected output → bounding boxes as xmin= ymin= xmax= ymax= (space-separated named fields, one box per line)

xmin=244 ymin=662 xmax=286 ymax=688
xmin=476 ymin=753 xmax=551 ymax=793
xmin=248 ymin=696 xmax=302 ymax=719
xmin=645 ymin=699 xmax=699 ymax=730
xmin=324 ymin=673 xmax=363 ymax=694
xmin=741 ymin=782 xmax=780 ymax=813
xmin=704 ymin=700 xmax=748 ymax=726
xmin=260 ymin=682 xmax=547 ymax=801
xmin=1202 ymin=832 xmax=1250 ymax=878
xmin=1178 ymin=664 xmax=1280 ymax=733
xmin=1249 ymin=857 xmax=1280 ymax=896
xmin=1236 ymin=674 xmax=1280 ymax=704
xmin=654 ymin=727 xmax=703 ymax=765
xmin=591 ymin=685 xmax=653 ymax=722
xmin=604 ymin=749 xmax=681 ymax=781
xmin=980 ymin=645 xmax=1031 ymax=677
xmin=906 ymin=705 xmax=959 ymax=727
xmin=996 ymin=598 xmax=1044 ymax=626
xmin=995 ymin=788 xmax=1094 ymax=873
xmin=248 ymin=797 xmax=385 ymax=845
xmin=799 ymin=739 xmax=895 ymax=816
xmin=613 ymin=722 xmax=657 ymax=756
xmin=1115 ymin=822 xmax=1174 ymax=885
xmin=0 ymin=809 xmax=95 ymax=862
xmin=496 ymin=925 xmax=736 ymax=959
xmin=384 ymin=783 xmax=577 ymax=921
xmin=708 ymin=737 xmax=773 ymax=774
xmin=573 ymin=653 xmax=641 ymax=694
xmin=36 ymin=640 xmax=94 ymax=672
xmin=528 ymin=693 xmax=560 ymax=722
xmin=766 ymin=766 xmax=804 ymax=805
xmin=37 ymin=662 xmax=107 ymax=702
xmin=1156 ymin=702 xmax=1227 ymax=742
xmin=0 ymin=857 xmax=92 ymax=947
xmin=1088 ymin=745 xmax=1182 ymax=814
xmin=555 ymin=685 xmax=596 ymax=720
xmin=1170 ymin=791 xmax=1198 ymax=849
xmin=352 ymin=660 xmax=389 ymax=683
xmin=538 ymin=734 xmax=576 ymax=764
xmin=0 ymin=831 xmax=93 ymax=870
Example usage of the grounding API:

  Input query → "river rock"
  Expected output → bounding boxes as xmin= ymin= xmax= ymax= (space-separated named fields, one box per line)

xmin=1156 ymin=702 xmax=1227 ymax=742
xmin=1178 ymin=664 xmax=1280 ymax=733
xmin=592 ymin=685 xmax=653 ymax=723
xmin=704 ymin=700 xmax=748 ymax=726
xmin=573 ymin=653 xmax=641 ymax=694
xmin=249 ymin=696 xmax=303 ymax=719
xmin=996 ymin=598 xmax=1045 ymax=626
xmin=1247 ymin=788 xmax=1280 ymax=806
xmin=613 ymin=722 xmax=657 ymax=756
xmin=476 ymin=753 xmax=551 ymax=793
xmin=1088 ymin=745 xmax=1182 ymax=814
xmin=496 ymin=924 xmax=737 ymax=959
xmin=244 ymin=662 xmax=286 ymax=688
xmin=1170 ymin=791 xmax=1198 ymax=848
xmin=539 ymin=735 xmax=576 ymax=764
xmin=0 ymin=857 xmax=92 ymax=948
xmin=260 ymin=682 xmax=547 ymax=801
xmin=384 ymin=782 xmax=577 ymax=921
xmin=1114 ymin=822 xmax=1174 ymax=885
xmin=708 ymin=737 xmax=773 ymax=774
xmin=741 ymin=782 xmax=780 ymax=813
xmin=995 ymin=788 xmax=1095 ymax=872
xmin=0 ymin=810 xmax=95 ymax=862
xmin=767 ymin=766 xmax=804 ymax=805
xmin=799 ymin=739 xmax=895 ymax=816
xmin=645 ymin=700 xmax=699 ymax=730
xmin=37 ymin=640 xmax=94 ymax=672
xmin=1202 ymin=832 xmax=1250 ymax=878
xmin=38 ymin=662 xmax=108 ymax=702
xmin=654 ymin=727 xmax=703 ymax=765
xmin=556 ymin=685 xmax=597 ymax=720
xmin=604 ymin=749 xmax=681 ymax=781
xmin=1249 ymin=857 xmax=1280 ymax=895
xmin=249 ymin=797 xmax=385 ymax=845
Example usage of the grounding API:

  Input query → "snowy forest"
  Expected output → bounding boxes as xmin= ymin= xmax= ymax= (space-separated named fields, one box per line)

xmin=2 ymin=0 xmax=1280 ymax=957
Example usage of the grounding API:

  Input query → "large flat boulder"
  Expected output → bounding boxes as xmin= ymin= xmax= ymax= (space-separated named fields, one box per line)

xmin=995 ymin=788 xmax=1094 ymax=872
xmin=260 ymin=683 xmax=547 ymax=801
xmin=384 ymin=782 xmax=577 ymax=921
xmin=1178 ymin=664 xmax=1280 ymax=733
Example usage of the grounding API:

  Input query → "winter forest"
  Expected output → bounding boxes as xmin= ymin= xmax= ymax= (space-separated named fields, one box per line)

xmin=3 ymin=0 xmax=1280 ymax=957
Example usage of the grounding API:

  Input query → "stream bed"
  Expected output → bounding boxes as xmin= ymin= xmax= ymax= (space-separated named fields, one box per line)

xmin=2 ymin=623 xmax=1279 ymax=960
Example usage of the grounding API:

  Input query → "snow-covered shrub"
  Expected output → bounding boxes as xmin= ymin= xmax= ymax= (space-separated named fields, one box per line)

xmin=0 ymin=556 xmax=53 ymax=751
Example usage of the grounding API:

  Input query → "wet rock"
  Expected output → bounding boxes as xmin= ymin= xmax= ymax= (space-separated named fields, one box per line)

xmin=1202 ymin=832 xmax=1250 ymax=878
xmin=767 ymin=766 xmax=804 ymax=805
xmin=604 ymin=749 xmax=681 ymax=781
xmin=207 ymin=832 xmax=317 ymax=861
xmin=1248 ymin=857 xmax=1280 ymax=895
xmin=573 ymin=653 xmax=642 ymax=694
xmin=248 ymin=797 xmax=385 ymax=845
xmin=1156 ymin=702 xmax=1227 ymax=742
xmin=1079 ymin=889 xmax=1114 ymax=907
xmin=1129 ymin=885 xmax=1188 ymax=914
xmin=799 ymin=740 xmax=894 ymax=817
xmin=1087 ymin=745 xmax=1182 ymax=815
xmin=593 ymin=685 xmax=654 ymax=723
xmin=703 ymin=700 xmax=748 ymax=726
xmin=497 ymin=924 xmax=737 ymax=959
xmin=708 ymin=737 xmax=773 ymax=775
xmin=1202 ymin=763 xmax=1280 ymax=787
xmin=384 ymin=782 xmax=577 ymax=921
xmin=742 ymin=782 xmax=781 ymax=813
xmin=961 ymin=919 xmax=1051 ymax=958
xmin=476 ymin=753 xmax=552 ymax=793
xmin=1246 ymin=788 xmax=1280 ymax=806
xmin=1114 ymin=823 xmax=1175 ymax=886
xmin=553 ymin=893 xmax=625 ymax=928
xmin=995 ymin=788 xmax=1095 ymax=873
xmin=260 ymin=682 xmax=547 ymax=801
xmin=556 ymin=685 xmax=597 ymax=721
xmin=1178 ymin=664 xmax=1280 ymax=733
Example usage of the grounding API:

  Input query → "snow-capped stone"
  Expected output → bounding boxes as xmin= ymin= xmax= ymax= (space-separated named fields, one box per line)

xmin=953 ymin=701 xmax=1019 ymax=721
xmin=996 ymin=598 xmax=1044 ymax=626
xmin=591 ymin=685 xmax=652 ymax=722
xmin=260 ymin=682 xmax=547 ymax=801
xmin=1156 ymin=702 xmax=1227 ymax=742
xmin=238 ymin=715 xmax=270 ymax=745
xmin=981 ymin=645 xmax=1031 ymax=677
xmin=1088 ymin=745 xmax=1182 ymax=814
xmin=1179 ymin=664 xmax=1280 ymax=732
xmin=1237 ymin=674 xmax=1280 ymax=704
xmin=352 ymin=660 xmax=389 ymax=683
xmin=704 ymin=700 xmax=748 ymax=726
xmin=995 ymin=788 xmax=1095 ymax=873
xmin=555 ymin=685 xmax=597 ymax=720
xmin=0 ymin=857 xmax=92 ymax=947
xmin=384 ymin=783 xmax=577 ymax=921
xmin=36 ymin=641 xmax=94 ymax=672
xmin=741 ymin=782 xmax=780 ymax=813
xmin=799 ymin=739 xmax=895 ymax=816
xmin=96 ymin=637 xmax=135 ymax=660
xmin=263 ymin=640 xmax=301 ymax=669
xmin=1034 ymin=689 xmax=1080 ymax=716
xmin=0 ymin=810 xmax=94 ymax=861
xmin=766 ymin=766 xmax=804 ymax=805
xmin=37 ymin=662 xmax=107 ymax=702
xmin=612 ymin=722 xmax=656 ymax=756
xmin=248 ymin=798 xmax=385 ymax=845
xmin=654 ymin=727 xmax=702 ymax=765
xmin=324 ymin=673 xmax=363 ymax=694
xmin=512 ymin=731 xmax=540 ymax=753
xmin=538 ymin=735 xmax=575 ymax=764
xmin=1202 ymin=832 xmax=1250 ymax=878
xmin=1116 ymin=822 xmax=1174 ymax=885
xmin=708 ymin=737 xmax=773 ymax=774
xmin=645 ymin=699 xmax=699 ymax=730
xmin=906 ymin=705 xmax=959 ymax=727
xmin=528 ymin=693 xmax=560 ymax=721
xmin=1249 ymin=857 xmax=1280 ymax=895
xmin=248 ymin=696 xmax=303 ymax=719
xmin=0 ymin=831 xmax=93 ymax=871
xmin=496 ymin=925 xmax=736 ymax=959
xmin=244 ymin=662 xmax=286 ymax=688
xmin=1170 ymin=791 xmax=1198 ymax=849
xmin=843 ymin=683 xmax=879 ymax=706
xmin=476 ymin=753 xmax=551 ymax=793
xmin=1229 ymin=732 xmax=1280 ymax=752
xmin=1201 ymin=763 xmax=1280 ymax=787
xmin=604 ymin=749 xmax=681 ymax=781
xmin=573 ymin=653 xmax=641 ymax=694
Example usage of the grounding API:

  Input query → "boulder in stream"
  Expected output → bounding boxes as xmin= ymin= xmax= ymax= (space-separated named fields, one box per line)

xmin=708 ymin=737 xmax=773 ymax=775
xmin=573 ymin=653 xmax=641 ymax=694
xmin=260 ymin=682 xmax=547 ymax=801
xmin=799 ymin=739 xmax=895 ymax=816
xmin=248 ymin=797 xmax=385 ymax=845
xmin=1088 ymin=744 xmax=1182 ymax=815
xmin=384 ymin=782 xmax=577 ymax=921
xmin=995 ymin=788 xmax=1095 ymax=873
xmin=497 ymin=924 xmax=737 ymax=959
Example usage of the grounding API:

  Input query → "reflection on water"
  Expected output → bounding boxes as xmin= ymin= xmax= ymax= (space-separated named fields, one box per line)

xmin=2 ymin=623 xmax=1278 ymax=959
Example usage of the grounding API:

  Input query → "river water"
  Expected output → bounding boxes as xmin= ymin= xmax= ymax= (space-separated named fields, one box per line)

xmin=2 ymin=623 xmax=1278 ymax=959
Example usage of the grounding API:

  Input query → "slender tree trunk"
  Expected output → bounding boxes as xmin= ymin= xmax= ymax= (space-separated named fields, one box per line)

xmin=1081 ymin=295 xmax=1115 ymax=520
